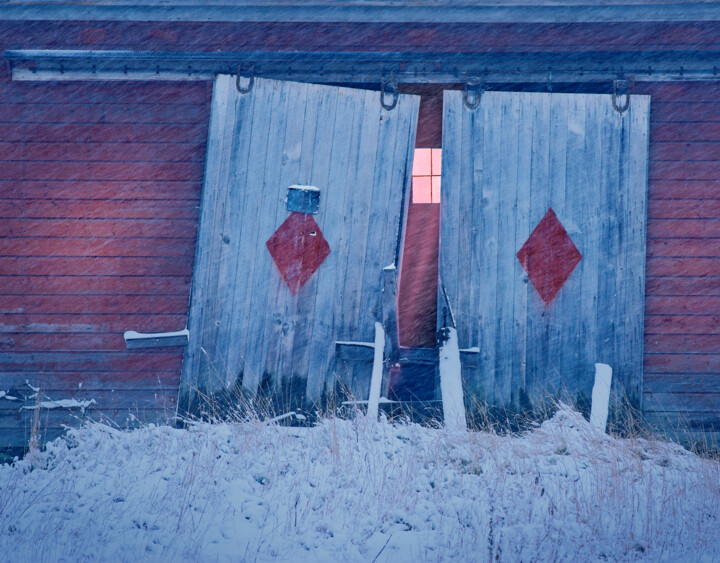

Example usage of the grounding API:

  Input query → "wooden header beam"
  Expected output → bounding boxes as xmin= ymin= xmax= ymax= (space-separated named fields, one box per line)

xmin=2 ymin=1 xmax=720 ymax=23
xmin=5 ymin=49 xmax=720 ymax=84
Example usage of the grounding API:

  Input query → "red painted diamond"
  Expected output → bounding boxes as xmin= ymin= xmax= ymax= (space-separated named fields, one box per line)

xmin=516 ymin=208 xmax=581 ymax=305
xmin=267 ymin=212 xmax=330 ymax=295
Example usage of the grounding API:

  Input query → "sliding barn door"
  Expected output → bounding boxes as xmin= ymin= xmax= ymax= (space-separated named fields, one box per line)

xmin=440 ymin=90 xmax=650 ymax=411
xmin=181 ymin=75 xmax=419 ymax=409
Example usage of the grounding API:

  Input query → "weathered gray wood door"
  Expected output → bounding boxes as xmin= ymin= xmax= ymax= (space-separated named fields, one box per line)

xmin=440 ymin=90 xmax=650 ymax=411
xmin=180 ymin=75 xmax=419 ymax=411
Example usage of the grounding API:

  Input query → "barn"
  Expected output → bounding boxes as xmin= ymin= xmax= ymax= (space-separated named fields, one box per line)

xmin=2 ymin=1 xmax=720 ymax=455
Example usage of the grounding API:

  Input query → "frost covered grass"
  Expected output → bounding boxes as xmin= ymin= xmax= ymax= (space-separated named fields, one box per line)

xmin=1 ymin=405 xmax=719 ymax=562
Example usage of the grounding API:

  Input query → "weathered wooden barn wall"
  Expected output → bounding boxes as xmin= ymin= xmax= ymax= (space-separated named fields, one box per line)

xmin=1 ymin=19 xmax=720 ymax=449
xmin=0 ymin=26 xmax=212 ymax=448
xmin=637 ymin=81 xmax=720 ymax=442
xmin=0 ymin=77 xmax=209 ymax=447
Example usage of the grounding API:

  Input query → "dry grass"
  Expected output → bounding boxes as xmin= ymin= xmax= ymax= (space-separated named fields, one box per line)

xmin=2 ymin=394 xmax=718 ymax=561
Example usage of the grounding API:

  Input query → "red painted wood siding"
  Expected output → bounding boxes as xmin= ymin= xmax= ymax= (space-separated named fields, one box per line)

xmin=637 ymin=81 xmax=720 ymax=433
xmin=1 ymin=20 xmax=720 ymax=446
xmin=0 ymin=24 xmax=213 ymax=446
xmin=3 ymin=20 xmax=720 ymax=52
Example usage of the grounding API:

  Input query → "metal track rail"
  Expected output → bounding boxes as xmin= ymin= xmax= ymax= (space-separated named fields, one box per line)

xmin=5 ymin=49 xmax=720 ymax=84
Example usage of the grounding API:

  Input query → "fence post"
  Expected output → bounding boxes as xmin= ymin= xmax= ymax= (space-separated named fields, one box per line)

xmin=590 ymin=363 xmax=613 ymax=432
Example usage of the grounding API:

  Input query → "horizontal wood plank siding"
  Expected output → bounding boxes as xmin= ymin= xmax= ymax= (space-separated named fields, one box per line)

xmin=3 ymin=20 xmax=720 ymax=51
xmin=1 ymin=19 xmax=720 ymax=448
xmin=0 ymin=26 xmax=209 ymax=450
xmin=638 ymin=81 xmax=720 ymax=436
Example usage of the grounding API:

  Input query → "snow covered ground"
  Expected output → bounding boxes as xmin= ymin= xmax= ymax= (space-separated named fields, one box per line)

xmin=1 ymin=405 xmax=719 ymax=562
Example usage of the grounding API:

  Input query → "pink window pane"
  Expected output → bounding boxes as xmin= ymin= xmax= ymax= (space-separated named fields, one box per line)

xmin=412 ymin=148 xmax=431 ymax=176
xmin=413 ymin=176 xmax=432 ymax=203
xmin=431 ymin=175 xmax=441 ymax=203
xmin=431 ymin=148 xmax=442 ymax=177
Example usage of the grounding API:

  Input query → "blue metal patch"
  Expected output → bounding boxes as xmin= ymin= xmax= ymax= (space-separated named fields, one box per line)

xmin=286 ymin=185 xmax=320 ymax=214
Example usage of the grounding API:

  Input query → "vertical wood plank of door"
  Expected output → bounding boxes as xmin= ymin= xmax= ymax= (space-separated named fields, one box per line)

xmin=180 ymin=75 xmax=239 ymax=407
xmin=181 ymin=76 xmax=419 ymax=413
xmin=440 ymin=90 xmax=650 ymax=413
